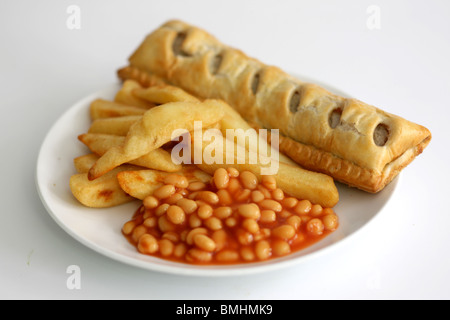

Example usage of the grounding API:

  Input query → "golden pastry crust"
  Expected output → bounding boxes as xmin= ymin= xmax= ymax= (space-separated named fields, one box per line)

xmin=120 ymin=19 xmax=432 ymax=193
xmin=259 ymin=126 xmax=430 ymax=193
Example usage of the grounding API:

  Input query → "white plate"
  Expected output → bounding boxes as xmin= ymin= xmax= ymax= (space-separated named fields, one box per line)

xmin=35 ymin=81 xmax=399 ymax=277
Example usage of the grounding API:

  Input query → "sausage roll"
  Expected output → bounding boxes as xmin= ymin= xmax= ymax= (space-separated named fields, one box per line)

xmin=117 ymin=20 xmax=431 ymax=193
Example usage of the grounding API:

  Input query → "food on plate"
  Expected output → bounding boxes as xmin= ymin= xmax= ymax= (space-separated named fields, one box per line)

xmin=66 ymin=36 xmax=355 ymax=265
xmin=122 ymin=167 xmax=339 ymax=264
xmin=70 ymin=165 xmax=141 ymax=208
xmin=88 ymin=115 xmax=141 ymax=136
xmin=78 ymin=133 xmax=182 ymax=172
xmin=114 ymin=79 xmax=156 ymax=109
xmin=119 ymin=19 xmax=431 ymax=193
xmin=87 ymin=99 xmax=226 ymax=180
xmin=69 ymin=79 xmax=340 ymax=263
xmin=217 ymin=98 xmax=298 ymax=167
xmin=196 ymin=157 xmax=339 ymax=209
xmin=191 ymin=133 xmax=339 ymax=208
xmin=90 ymin=99 xmax=146 ymax=120
xmin=73 ymin=153 xmax=100 ymax=173
xmin=117 ymin=65 xmax=167 ymax=88
xmin=117 ymin=165 xmax=212 ymax=200
xmin=133 ymin=84 xmax=200 ymax=104
xmin=71 ymin=153 xmax=144 ymax=208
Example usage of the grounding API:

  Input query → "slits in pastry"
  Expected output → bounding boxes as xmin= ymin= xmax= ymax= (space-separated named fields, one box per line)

xmin=117 ymin=20 xmax=431 ymax=193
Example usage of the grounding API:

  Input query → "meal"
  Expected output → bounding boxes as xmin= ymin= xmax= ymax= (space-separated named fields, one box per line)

xmin=69 ymin=20 xmax=431 ymax=265
xmin=120 ymin=20 xmax=432 ymax=193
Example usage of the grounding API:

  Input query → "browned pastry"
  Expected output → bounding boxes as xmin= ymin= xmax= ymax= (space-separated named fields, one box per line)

xmin=117 ymin=20 xmax=431 ymax=193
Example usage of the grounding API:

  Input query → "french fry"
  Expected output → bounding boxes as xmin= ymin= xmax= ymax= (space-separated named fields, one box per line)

xmin=133 ymin=85 xmax=200 ymax=104
xmin=70 ymin=164 xmax=141 ymax=208
xmin=78 ymin=133 xmax=182 ymax=172
xmin=88 ymin=115 xmax=141 ymax=136
xmin=88 ymin=99 xmax=225 ymax=180
xmin=114 ymin=79 xmax=156 ymax=109
xmin=117 ymin=165 xmax=211 ymax=200
xmin=116 ymin=170 xmax=165 ymax=201
xmin=72 ymin=76 xmax=338 ymax=209
xmin=192 ymin=133 xmax=339 ymax=208
xmin=90 ymin=99 xmax=146 ymax=120
xmin=73 ymin=153 xmax=99 ymax=173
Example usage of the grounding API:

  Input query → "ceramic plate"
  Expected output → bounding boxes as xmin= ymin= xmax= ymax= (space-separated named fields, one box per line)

xmin=35 ymin=80 xmax=399 ymax=276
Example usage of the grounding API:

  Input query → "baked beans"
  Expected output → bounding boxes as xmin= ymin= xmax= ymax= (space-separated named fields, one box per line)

xmin=187 ymin=181 xmax=206 ymax=192
xmin=259 ymin=199 xmax=282 ymax=212
xmin=216 ymin=189 xmax=233 ymax=206
xmin=197 ymin=204 xmax=213 ymax=219
xmin=213 ymin=206 xmax=232 ymax=219
xmin=159 ymin=239 xmax=174 ymax=256
xmin=153 ymin=184 xmax=176 ymax=200
xmin=122 ymin=167 xmax=339 ymax=265
xmin=143 ymin=196 xmax=159 ymax=209
xmin=163 ymin=174 xmax=189 ymax=189
xmin=240 ymin=171 xmax=258 ymax=190
xmin=166 ymin=205 xmax=185 ymax=224
xmin=272 ymin=240 xmax=291 ymax=256
xmin=295 ymin=200 xmax=312 ymax=215
xmin=251 ymin=190 xmax=265 ymax=203
xmin=213 ymin=168 xmax=230 ymax=189
xmin=255 ymin=240 xmax=271 ymax=260
xmin=261 ymin=175 xmax=276 ymax=190
xmin=137 ymin=234 xmax=158 ymax=254
xmin=176 ymin=198 xmax=198 ymax=214
xmin=238 ymin=203 xmax=261 ymax=219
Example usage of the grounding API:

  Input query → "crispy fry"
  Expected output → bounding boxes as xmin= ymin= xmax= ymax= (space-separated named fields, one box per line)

xmin=70 ymin=164 xmax=141 ymax=208
xmin=78 ymin=133 xmax=182 ymax=172
xmin=117 ymin=165 xmax=211 ymax=200
xmin=116 ymin=170 xmax=165 ymax=201
xmin=73 ymin=153 xmax=99 ymax=173
xmin=88 ymin=115 xmax=141 ymax=136
xmin=133 ymin=85 xmax=200 ymax=104
xmin=114 ymin=79 xmax=156 ymax=109
xmin=88 ymin=99 xmax=225 ymax=180
xmin=90 ymin=99 xmax=146 ymax=120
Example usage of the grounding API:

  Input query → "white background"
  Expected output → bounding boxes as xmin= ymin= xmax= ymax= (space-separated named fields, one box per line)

xmin=1 ymin=0 xmax=449 ymax=299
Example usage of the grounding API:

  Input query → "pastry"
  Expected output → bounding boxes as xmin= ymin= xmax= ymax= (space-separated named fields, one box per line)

xmin=117 ymin=19 xmax=431 ymax=193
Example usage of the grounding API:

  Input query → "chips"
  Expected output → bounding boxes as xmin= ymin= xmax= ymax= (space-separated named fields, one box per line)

xmin=70 ymin=164 xmax=141 ymax=208
xmin=90 ymin=99 xmax=147 ymax=120
xmin=73 ymin=153 xmax=100 ymax=173
xmin=70 ymin=81 xmax=339 ymax=209
xmin=87 ymin=99 xmax=226 ymax=180
xmin=78 ymin=133 xmax=181 ymax=172
xmin=114 ymin=79 xmax=156 ymax=109
xmin=88 ymin=115 xmax=141 ymax=136
xmin=71 ymin=153 xmax=141 ymax=207
xmin=71 ymin=83 xmax=226 ymax=207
